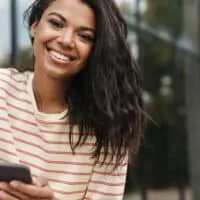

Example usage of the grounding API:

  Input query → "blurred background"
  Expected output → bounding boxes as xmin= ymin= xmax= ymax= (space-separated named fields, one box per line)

xmin=0 ymin=0 xmax=200 ymax=200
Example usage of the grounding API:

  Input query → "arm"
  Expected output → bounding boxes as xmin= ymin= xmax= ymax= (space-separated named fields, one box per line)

xmin=84 ymin=154 xmax=128 ymax=200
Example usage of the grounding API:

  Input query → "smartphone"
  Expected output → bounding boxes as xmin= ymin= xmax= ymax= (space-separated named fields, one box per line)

xmin=0 ymin=163 xmax=32 ymax=184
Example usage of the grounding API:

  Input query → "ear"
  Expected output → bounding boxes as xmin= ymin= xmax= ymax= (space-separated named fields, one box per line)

xmin=30 ymin=22 xmax=38 ymax=38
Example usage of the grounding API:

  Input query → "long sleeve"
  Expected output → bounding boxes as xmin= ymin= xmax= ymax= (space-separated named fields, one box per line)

xmin=84 ymin=154 xmax=128 ymax=200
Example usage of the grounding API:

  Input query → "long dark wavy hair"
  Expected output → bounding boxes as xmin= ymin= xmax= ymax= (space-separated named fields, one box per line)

xmin=24 ymin=0 xmax=146 ymax=166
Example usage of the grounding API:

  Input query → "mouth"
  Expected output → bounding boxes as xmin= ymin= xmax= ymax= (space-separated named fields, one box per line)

xmin=46 ymin=47 xmax=77 ymax=64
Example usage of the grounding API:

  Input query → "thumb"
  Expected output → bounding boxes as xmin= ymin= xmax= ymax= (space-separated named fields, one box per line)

xmin=33 ymin=177 xmax=49 ymax=187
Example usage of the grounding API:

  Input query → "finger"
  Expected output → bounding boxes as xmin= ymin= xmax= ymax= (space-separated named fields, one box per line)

xmin=0 ymin=182 xmax=29 ymax=200
xmin=0 ymin=191 xmax=18 ymax=200
xmin=33 ymin=177 xmax=49 ymax=187
xmin=0 ymin=182 xmax=10 ymax=192
xmin=10 ymin=181 xmax=54 ymax=198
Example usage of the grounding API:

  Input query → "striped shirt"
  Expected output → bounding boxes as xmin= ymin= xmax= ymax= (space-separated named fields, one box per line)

xmin=0 ymin=68 xmax=128 ymax=200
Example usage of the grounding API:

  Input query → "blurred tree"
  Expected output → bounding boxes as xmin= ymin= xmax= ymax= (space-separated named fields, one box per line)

xmin=124 ymin=0 xmax=189 ymax=194
xmin=119 ymin=1 xmax=134 ymax=16
xmin=143 ymin=0 xmax=183 ymax=36
xmin=0 ymin=47 xmax=33 ymax=71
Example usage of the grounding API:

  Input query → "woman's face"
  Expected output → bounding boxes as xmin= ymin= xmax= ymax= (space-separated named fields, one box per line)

xmin=30 ymin=0 xmax=95 ymax=80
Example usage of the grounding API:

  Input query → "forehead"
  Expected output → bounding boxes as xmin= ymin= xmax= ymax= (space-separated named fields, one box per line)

xmin=43 ymin=0 xmax=95 ymax=28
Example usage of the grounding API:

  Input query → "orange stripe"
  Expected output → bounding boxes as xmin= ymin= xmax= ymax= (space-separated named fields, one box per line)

xmin=0 ymin=78 xmax=28 ymax=94
xmin=18 ymin=150 xmax=94 ymax=166
xmin=52 ymin=188 xmax=86 ymax=195
xmin=0 ymin=148 xmax=17 ymax=157
xmin=0 ymin=127 xmax=11 ymax=133
xmin=0 ymin=70 xmax=27 ymax=84
xmin=0 ymin=86 xmax=31 ymax=104
xmin=8 ymin=113 xmax=37 ymax=126
xmin=90 ymin=180 xmax=125 ymax=187
xmin=7 ymin=102 xmax=34 ymax=115
xmin=0 ymin=117 xmax=9 ymax=122
xmin=17 ymin=147 xmax=93 ymax=158
xmin=32 ymin=174 xmax=88 ymax=185
xmin=0 ymin=137 xmax=14 ymax=145
xmin=13 ymin=127 xmax=95 ymax=146
xmin=87 ymin=189 xmax=123 ymax=196
xmin=20 ymin=160 xmax=94 ymax=172
xmin=93 ymin=170 xmax=126 ymax=177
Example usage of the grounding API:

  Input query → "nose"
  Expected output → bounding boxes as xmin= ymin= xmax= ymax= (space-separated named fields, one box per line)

xmin=58 ymin=29 xmax=75 ymax=49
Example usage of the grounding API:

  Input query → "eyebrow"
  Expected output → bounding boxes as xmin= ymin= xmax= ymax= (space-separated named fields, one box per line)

xmin=48 ymin=12 xmax=66 ymax=22
xmin=48 ymin=12 xmax=95 ymax=33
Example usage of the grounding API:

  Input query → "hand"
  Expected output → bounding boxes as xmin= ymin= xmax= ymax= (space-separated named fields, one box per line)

xmin=0 ymin=177 xmax=55 ymax=200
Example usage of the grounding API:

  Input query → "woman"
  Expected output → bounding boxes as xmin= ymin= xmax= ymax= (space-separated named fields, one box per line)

xmin=0 ymin=0 xmax=146 ymax=199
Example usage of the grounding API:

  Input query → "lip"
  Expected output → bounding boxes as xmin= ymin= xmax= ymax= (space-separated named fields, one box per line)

xmin=46 ymin=46 xmax=78 ymax=61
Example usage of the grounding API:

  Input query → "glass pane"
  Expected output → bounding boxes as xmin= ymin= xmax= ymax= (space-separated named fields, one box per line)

xmin=118 ymin=0 xmax=147 ymax=16
xmin=18 ymin=0 xmax=33 ymax=49
xmin=142 ymin=0 xmax=182 ymax=35
xmin=0 ymin=1 xmax=10 ymax=63
xmin=124 ymin=0 xmax=197 ymax=199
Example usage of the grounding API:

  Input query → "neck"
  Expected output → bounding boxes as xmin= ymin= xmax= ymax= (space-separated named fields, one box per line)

xmin=32 ymin=73 xmax=69 ymax=114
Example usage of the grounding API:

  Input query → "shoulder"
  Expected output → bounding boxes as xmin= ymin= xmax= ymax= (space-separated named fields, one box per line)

xmin=0 ymin=67 xmax=31 ymax=86
xmin=0 ymin=67 xmax=32 ymax=98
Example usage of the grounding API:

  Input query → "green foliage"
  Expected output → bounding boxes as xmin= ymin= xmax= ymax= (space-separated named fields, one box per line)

xmin=119 ymin=2 xmax=134 ymax=16
xmin=126 ymin=0 xmax=189 ymax=193
xmin=143 ymin=0 xmax=183 ymax=36
xmin=0 ymin=47 xmax=33 ymax=71
xmin=17 ymin=47 xmax=34 ymax=71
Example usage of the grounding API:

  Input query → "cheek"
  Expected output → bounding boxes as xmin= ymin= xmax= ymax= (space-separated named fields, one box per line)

xmin=79 ymin=44 xmax=93 ymax=61
xmin=34 ymin=24 xmax=55 ymax=46
xmin=32 ymin=36 xmax=46 ymax=63
xmin=32 ymin=33 xmax=50 ymax=55
xmin=32 ymin=39 xmax=42 ymax=58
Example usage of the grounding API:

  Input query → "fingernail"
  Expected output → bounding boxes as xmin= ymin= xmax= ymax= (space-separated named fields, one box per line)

xmin=10 ymin=181 xmax=19 ymax=188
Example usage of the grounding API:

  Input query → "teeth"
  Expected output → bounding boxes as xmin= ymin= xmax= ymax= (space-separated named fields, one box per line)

xmin=50 ymin=50 xmax=70 ymax=61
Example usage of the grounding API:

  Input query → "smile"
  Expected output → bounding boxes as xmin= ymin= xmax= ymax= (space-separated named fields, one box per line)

xmin=47 ymin=47 xmax=78 ymax=65
xmin=50 ymin=50 xmax=70 ymax=61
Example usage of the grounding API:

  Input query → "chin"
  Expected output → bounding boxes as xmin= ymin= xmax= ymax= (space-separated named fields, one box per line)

xmin=45 ymin=66 xmax=81 ymax=80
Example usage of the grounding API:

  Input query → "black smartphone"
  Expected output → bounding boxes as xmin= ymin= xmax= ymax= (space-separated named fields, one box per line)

xmin=0 ymin=163 xmax=32 ymax=184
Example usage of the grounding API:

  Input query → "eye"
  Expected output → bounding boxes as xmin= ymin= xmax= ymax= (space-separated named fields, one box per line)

xmin=48 ymin=19 xmax=63 ymax=28
xmin=79 ymin=33 xmax=94 ymax=42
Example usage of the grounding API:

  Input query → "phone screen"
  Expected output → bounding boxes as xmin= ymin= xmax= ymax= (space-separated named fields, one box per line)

xmin=0 ymin=163 xmax=32 ymax=184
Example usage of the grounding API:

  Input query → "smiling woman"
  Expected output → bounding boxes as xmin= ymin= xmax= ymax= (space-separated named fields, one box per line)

xmin=0 ymin=0 xmax=146 ymax=200
xmin=30 ymin=0 xmax=95 ymax=81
